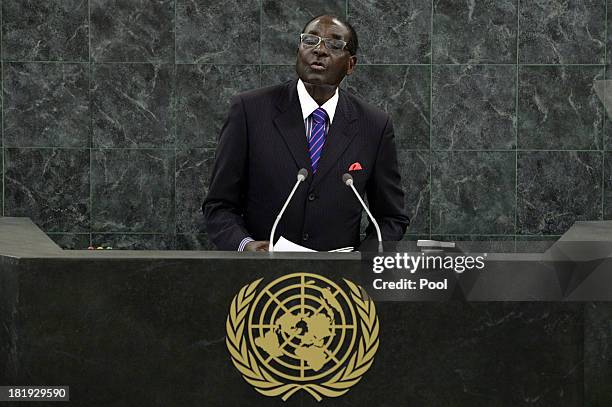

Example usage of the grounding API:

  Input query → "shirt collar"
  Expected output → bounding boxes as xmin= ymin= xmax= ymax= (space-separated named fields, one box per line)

xmin=296 ymin=79 xmax=339 ymax=123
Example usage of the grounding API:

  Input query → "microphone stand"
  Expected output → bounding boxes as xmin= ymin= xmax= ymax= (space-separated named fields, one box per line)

xmin=342 ymin=173 xmax=383 ymax=252
xmin=269 ymin=169 xmax=309 ymax=253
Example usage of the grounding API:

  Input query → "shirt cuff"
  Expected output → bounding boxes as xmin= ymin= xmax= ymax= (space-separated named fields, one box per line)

xmin=238 ymin=237 xmax=255 ymax=251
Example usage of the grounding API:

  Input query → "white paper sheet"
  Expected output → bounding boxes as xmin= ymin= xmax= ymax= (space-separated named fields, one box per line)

xmin=273 ymin=236 xmax=316 ymax=252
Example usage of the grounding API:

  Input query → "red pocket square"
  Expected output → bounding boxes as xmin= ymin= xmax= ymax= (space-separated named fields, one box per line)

xmin=348 ymin=162 xmax=363 ymax=171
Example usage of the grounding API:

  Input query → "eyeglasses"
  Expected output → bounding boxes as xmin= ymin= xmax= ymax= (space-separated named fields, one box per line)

xmin=300 ymin=33 xmax=348 ymax=54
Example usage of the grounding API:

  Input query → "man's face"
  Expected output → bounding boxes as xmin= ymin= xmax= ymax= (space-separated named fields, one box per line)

xmin=295 ymin=16 xmax=356 ymax=87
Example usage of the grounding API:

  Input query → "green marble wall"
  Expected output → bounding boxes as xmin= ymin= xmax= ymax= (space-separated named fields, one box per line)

xmin=0 ymin=0 xmax=610 ymax=249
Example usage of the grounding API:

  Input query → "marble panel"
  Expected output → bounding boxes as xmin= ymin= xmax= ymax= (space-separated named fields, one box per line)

xmin=175 ymin=149 xmax=215 ymax=234
xmin=517 ymin=151 xmax=603 ymax=234
xmin=433 ymin=0 xmax=517 ymax=64
xmin=48 ymin=233 xmax=91 ymax=250
xmin=604 ymin=66 xmax=612 ymax=150
xmin=609 ymin=0 xmax=612 ymax=65
xmin=91 ymin=0 xmax=175 ymax=62
xmin=431 ymin=151 xmax=515 ymax=235
xmin=261 ymin=65 xmax=296 ymax=87
xmin=4 ymin=148 xmax=89 ymax=232
xmin=398 ymin=150 xmax=429 ymax=235
xmin=519 ymin=65 xmax=604 ymax=150
xmin=0 ymin=67 xmax=3 ymax=148
xmin=92 ymin=63 xmax=174 ymax=148
xmin=175 ymin=233 xmax=215 ymax=250
xmin=348 ymin=0 xmax=431 ymax=63
xmin=605 ymin=151 xmax=611 ymax=219
xmin=2 ymin=0 xmax=88 ymax=61
xmin=347 ymin=65 xmax=430 ymax=150
xmin=262 ymin=0 xmax=346 ymax=64
xmin=91 ymin=149 xmax=174 ymax=233
xmin=519 ymin=0 xmax=605 ymax=64
xmin=607 ymin=122 xmax=611 ymax=151
xmin=432 ymin=65 xmax=516 ymax=150
xmin=176 ymin=0 xmax=260 ymax=64
xmin=3 ymin=63 xmax=89 ymax=148
xmin=175 ymin=65 xmax=259 ymax=149
xmin=91 ymin=233 xmax=175 ymax=250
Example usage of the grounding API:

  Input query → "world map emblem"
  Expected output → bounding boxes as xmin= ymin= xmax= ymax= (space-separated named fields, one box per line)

xmin=226 ymin=272 xmax=380 ymax=401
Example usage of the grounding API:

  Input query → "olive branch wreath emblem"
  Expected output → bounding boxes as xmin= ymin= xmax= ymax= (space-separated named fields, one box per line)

xmin=225 ymin=275 xmax=379 ymax=401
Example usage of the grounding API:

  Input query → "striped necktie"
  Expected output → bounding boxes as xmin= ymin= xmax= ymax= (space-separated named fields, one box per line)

xmin=308 ymin=107 xmax=328 ymax=173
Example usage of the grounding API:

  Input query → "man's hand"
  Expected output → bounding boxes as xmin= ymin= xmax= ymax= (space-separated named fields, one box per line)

xmin=245 ymin=240 xmax=270 ymax=252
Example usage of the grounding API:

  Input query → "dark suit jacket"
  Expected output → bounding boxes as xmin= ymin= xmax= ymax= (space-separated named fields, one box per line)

xmin=203 ymin=79 xmax=410 ymax=251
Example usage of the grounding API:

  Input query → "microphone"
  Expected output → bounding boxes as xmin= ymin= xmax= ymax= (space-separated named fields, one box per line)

xmin=342 ymin=173 xmax=383 ymax=252
xmin=269 ymin=168 xmax=309 ymax=252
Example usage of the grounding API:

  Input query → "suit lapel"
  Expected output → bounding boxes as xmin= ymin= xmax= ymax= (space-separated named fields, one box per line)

xmin=311 ymin=90 xmax=358 ymax=188
xmin=272 ymin=81 xmax=359 ymax=185
xmin=273 ymin=80 xmax=312 ymax=173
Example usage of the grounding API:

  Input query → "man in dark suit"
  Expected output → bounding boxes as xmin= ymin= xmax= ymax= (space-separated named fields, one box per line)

xmin=203 ymin=15 xmax=409 ymax=251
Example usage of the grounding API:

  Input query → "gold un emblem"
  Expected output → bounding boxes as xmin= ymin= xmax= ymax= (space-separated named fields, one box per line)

xmin=226 ymin=272 xmax=379 ymax=401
